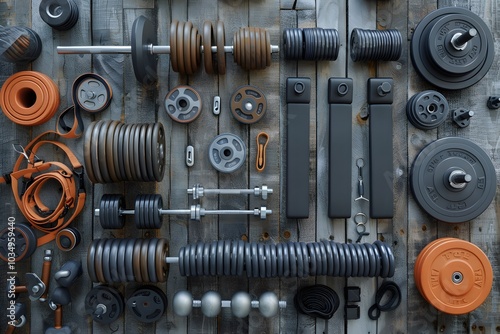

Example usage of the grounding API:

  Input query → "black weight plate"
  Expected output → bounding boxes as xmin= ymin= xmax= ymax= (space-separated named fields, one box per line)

xmin=144 ymin=124 xmax=155 ymax=181
xmin=126 ymin=286 xmax=167 ymax=323
xmin=90 ymin=120 xmax=105 ymax=183
xmin=134 ymin=194 xmax=146 ymax=229
xmin=138 ymin=125 xmax=149 ymax=181
xmin=0 ymin=223 xmax=37 ymax=262
xmin=83 ymin=121 xmax=97 ymax=183
xmin=133 ymin=123 xmax=143 ymax=181
xmin=164 ymin=86 xmax=203 ymax=123
xmin=113 ymin=122 xmax=124 ymax=181
xmin=102 ymin=239 xmax=114 ymax=283
xmin=411 ymin=137 xmax=496 ymax=223
xmin=39 ymin=0 xmax=71 ymax=28
xmin=410 ymin=7 xmax=494 ymax=90
xmin=148 ymin=238 xmax=159 ymax=283
xmin=85 ymin=285 xmax=123 ymax=324
xmin=117 ymin=239 xmax=128 ymax=282
xmin=406 ymin=90 xmax=449 ymax=130
xmin=109 ymin=239 xmax=120 ymax=282
xmin=122 ymin=124 xmax=133 ymax=181
xmin=105 ymin=120 xmax=119 ymax=182
xmin=128 ymin=124 xmax=138 ymax=180
xmin=97 ymin=120 xmax=112 ymax=183
xmin=125 ymin=239 xmax=136 ymax=281
xmin=87 ymin=240 xmax=98 ymax=282
xmin=153 ymin=194 xmax=162 ymax=229
xmin=131 ymin=15 xmax=158 ymax=86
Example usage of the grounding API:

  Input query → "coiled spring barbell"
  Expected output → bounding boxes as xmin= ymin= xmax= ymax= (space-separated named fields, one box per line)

xmin=95 ymin=193 xmax=272 ymax=229
xmin=87 ymin=238 xmax=395 ymax=283
xmin=283 ymin=27 xmax=339 ymax=61
xmin=57 ymin=16 xmax=279 ymax=85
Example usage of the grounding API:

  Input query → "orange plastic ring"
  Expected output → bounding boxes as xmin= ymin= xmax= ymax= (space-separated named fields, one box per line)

xmin=414 ymin=238 xmax=493 ymax=315
xmin=0 ymin=71 xmax=60 ymax=126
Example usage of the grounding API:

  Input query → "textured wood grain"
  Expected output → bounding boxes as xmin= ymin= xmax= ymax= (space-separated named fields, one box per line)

xmin=1 ymin=0 xmax=499 ymax=333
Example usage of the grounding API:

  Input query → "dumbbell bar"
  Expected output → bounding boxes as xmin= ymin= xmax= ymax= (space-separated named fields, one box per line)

xmin=57 ymin=16 xmax=279 ymax=85
xmin=87 ymin=238 xmax=395 ymax=283
xmin=173 ymin=290 xmax=286 ymax=318
xmin=187 ymin=184 xmax=273 ymax=200
xmin=96 ymin=194 xmax=272 ymax=229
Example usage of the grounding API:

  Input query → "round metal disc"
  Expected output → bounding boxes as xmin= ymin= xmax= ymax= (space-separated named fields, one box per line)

xmin=74 ymin=73 xmax=112 ymax=113
xmin=152 ymin=122 xmax=166 ymax=181
xmin=208 ymin=133 xmax=246 ymax=173
xmin=0 ymin=223 xmax=37 ymax=262
xmin=406 ymin=90 xmax=449 ymax=130
xmin=229 ymin=85 xmax=267 ymax=124
xmin=126 ymin=285 xmax=167 ymax=323
xmin=411 ymin=137 xmax=497 ymax=223
xmin=415 ymin=238 xmax=493 ymax=315
xmin=164 ymin=85 xmax=202 ymax=123
xmin=85 ymin=285 xmax=124 ymax=324
xmin=131 ymin=15 xmax=158 ymax=86
xmin=410 ymin=7 xmax=494 ymax=90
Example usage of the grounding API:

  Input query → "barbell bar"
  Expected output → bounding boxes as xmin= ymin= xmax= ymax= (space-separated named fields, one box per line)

xmin=57 ymin=16 xmax=279 ymax=85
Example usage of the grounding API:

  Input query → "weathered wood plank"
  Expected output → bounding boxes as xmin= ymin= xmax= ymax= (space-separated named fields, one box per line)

xmin=375 ymin=0 xmax=409 ymax=332
xmin=315 ymin=0 xmax=348 ymax=332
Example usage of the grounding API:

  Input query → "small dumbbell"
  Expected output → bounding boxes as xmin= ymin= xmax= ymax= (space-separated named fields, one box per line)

xmin=46 ymin=287 xmax=72 ymax=333
xmin=173 ymin=290 xmax=286 ymax=318
xmin=5 ymin=303 xmax=26 ymax=334
xmin=187 ymin=184 xmax=273 ymax=200
xmin=95 ymin=193 xmax=272 ymax=229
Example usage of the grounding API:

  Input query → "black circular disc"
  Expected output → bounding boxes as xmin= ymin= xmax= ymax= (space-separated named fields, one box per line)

xmin=410 ymin=7 xmax=494 ymax=90
xmin=0 ymin=223 xmax=37 ymax=262
xmin=126 ymin=286 xmax=167 ymax=323
xmin=85 ymin=285 xmax=124 ymax=324
xmin=411 ymin=137 xmax=497 ymax=223
xmin=406 ymin=90 xmax=449 ymax=130
xmin=131 ymin=15 xmax=158 ymax=86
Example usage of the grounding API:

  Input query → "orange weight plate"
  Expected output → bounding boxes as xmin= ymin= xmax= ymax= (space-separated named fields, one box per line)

xmin=415 ymin=238 xmax=492 ymax=315
xmin=414 ymin=238 xmax=454 ymax=292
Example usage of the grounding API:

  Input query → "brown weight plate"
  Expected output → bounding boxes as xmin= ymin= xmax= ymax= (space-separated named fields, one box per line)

xmin=176 ymin=21 xmax=185 ymax=74
xmin=183 ymin=21 xmax=193 ymax=75
xmin=133 ymin=123 xmax=143 ymax=181
xmin=133 ymin=239 xmax=143 ymax=282
xmin=249 ymin=28 xmax=256 ymax=70
xmin=140 ymin=239 xmax=151 ymax=282
xmin=128 ymin=124 xmax=138 ymax=181
xmin=122 ymin=124 xmax=133 ymax=181
xmin=170 ymin=20 xmax=179 ymax=72
xmin=90 ymin=120 xmax=105 ymax=183
xmin=203 ymin=21 xmax=214 ymax=74
xmin=265 ymin=29 xmax=271 ymax=66
xmin=416 ymin=238 xmax=493 ymax=315
xmin=83 ymin=121 xmax=97 ymax=183
xmin=113 ymin=122 xmax=125 ymax=181
xmin=98 ymin=120 xmax=112 ymax=183
xmin=196 ymin=31 xmax=202 ymax=69
xmin=229 ymin=85 xmax=267 ymax=124
xmin=105 ymin=120 xmax=119 ymax=182
xmin=138 ymin=124 xmax=149 ymax=181
xmin=254 ymin=27 xmax=262 ymax=70
xmin=233 ymin=30 xmax=239 ymax=67
xmin=190 ymin=25 xmax=198 ymax=73
xmin=244 ymin=28 xmax=251 ymax=70
xmin=144 ymin=124 xmax=155 ymax=181
xmin=260 ymin=28 xmax=267 ymax=69
xmin=156 ymin=239 xmax=169 ymax=282
xmin=216 ymin=21 xmax=226 ymax=74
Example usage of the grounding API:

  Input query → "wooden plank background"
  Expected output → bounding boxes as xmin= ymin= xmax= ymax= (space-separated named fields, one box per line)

xmin=1 ymin=0 xmax=499 ymax=332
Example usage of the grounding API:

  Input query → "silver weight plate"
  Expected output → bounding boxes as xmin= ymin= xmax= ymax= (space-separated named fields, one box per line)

xmin=164 ymin=85 xmax=202 ymax=123
xmin=74 ymin=74 xmax=112 ymax=113
xmin=208 ymin=133 xmax=246 ymax=173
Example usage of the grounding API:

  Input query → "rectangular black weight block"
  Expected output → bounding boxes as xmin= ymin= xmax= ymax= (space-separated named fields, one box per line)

xmin=328 ymin=78 xmax=353 ymax=218
xmin=286 ymin=77 xmax=311 ymax=218
xmin=367 ymin=78 xmax=394 ymax=218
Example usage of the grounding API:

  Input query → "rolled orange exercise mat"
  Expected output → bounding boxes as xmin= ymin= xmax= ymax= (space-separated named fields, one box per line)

xmin=0 ymin=71 xmax=60 ymax=125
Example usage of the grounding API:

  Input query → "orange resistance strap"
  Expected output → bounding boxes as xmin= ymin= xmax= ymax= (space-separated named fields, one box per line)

xmin=0 ymin=108 xmax=86 ymax=247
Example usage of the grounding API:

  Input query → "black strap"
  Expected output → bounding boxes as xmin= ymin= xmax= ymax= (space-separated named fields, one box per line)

xmin=294 ymin=284 xmax=340 ymax=320
xmin=368 ymin=281 xmax=401 ymax=320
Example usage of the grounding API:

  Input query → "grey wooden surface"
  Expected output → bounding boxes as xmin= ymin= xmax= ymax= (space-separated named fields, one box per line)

xmin=1 ymin=0 xmax=499 ymax=333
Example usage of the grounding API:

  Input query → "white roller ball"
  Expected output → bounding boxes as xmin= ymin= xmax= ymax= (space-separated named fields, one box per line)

xmin=231 ymin=291 xmax=252 ymax=318
xmin=173 ymin=291 xmax=193 ymax=316
xmin=259 ymin=292 xmax=279 ymax=318
xmin=201 ymin=291 xmax=221 ymax=317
